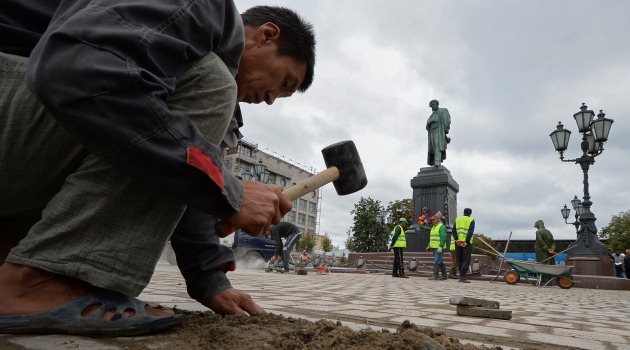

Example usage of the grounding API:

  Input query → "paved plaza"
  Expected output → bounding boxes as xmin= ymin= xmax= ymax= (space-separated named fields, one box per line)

xmin=2 ymin=261 xmax=630 ymax=349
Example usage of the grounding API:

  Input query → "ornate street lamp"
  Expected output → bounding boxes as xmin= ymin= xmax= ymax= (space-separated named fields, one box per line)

xmin=376 ymin=210 xmax=390 ymax=252
xmin=241 ymin=160 xmax=273 ymax=183
xmin=550 ymin=103 xmax=614 ymax=257
xmin=561 ymin=195 xmax=581 ymax=234
xmin=254 ymin=160 xmax=271 ymax=183
xmin=241 ymin=168 xmax=254 ymax=181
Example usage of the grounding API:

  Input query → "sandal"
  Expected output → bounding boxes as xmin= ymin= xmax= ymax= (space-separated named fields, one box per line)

xmin=0 ymin=288 xmax=181 ymax=337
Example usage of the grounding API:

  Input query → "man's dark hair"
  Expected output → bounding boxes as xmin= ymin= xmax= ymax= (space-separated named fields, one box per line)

xmin=464 ymin=208 xmax=472 ymax=216
xmin=241 ymin=6 xmax=316 ymax=92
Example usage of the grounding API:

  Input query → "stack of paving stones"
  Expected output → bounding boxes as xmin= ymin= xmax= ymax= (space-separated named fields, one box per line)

xmin=294 ymin=261 xmax=308 ymax=275
xmin=449 ymin=296 xmax=512 ymax=320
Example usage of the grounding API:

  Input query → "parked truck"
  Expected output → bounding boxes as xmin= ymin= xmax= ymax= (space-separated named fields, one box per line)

xmin=163 ymin=230 xmax=277 ymax=267
xmin=231 ymin=230 xmax=276 ymax=265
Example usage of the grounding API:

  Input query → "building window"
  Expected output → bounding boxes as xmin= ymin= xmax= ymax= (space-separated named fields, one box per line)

xmin=280 ymin=178 xmax=287 ymax=187
xmin=267 ymin=173 xmax=276 ymax=185
xmin=299 ymin=199 xmax=307 ymax=211
xmin=308 ymin=202 xmax=317 ymax=214
xmin=307 ymin=215 xmax=316 ymax=228
xmin=286 ymin=211 xmax=296 ymax=223
xmin=238 ymin=144 xmax=252 ymax=157
xmin=298 ymin=213 xmax=306 ymax=225
xmin=292 ymin=199 xmax=297 ymax=208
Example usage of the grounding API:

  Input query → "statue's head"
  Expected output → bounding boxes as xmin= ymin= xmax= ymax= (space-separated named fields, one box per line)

xmin=429 ymin=99 xmax=439 ymax=110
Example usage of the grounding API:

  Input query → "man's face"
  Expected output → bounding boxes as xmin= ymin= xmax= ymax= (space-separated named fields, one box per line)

xmin=236 ymin=39 xmax=307 ymax=105
xmin=430 ymin=101 xmax=438 ymax=111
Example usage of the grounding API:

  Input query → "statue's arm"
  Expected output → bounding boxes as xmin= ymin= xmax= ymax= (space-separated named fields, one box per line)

xmin=443 ymin=108 xmax=451 ymax=134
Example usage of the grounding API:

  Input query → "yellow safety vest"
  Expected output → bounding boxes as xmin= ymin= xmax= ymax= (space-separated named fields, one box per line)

xmin=455 ymin=216 xmax=474 ymax=243
xmin=391 ymin=225 xmax=406 ymax=248
xmin=429 ymin=223 xmax=444 ymax=248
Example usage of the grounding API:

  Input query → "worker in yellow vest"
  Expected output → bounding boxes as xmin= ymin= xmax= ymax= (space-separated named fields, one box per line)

xmin=425 ymin=211 xmax=447 ymax=280
xmin=448 ymin=235 xmax=459 ymax=279
xmin=452 ymin=208 xmax=475 ymax=283
xmin=389 ymin=217 xmax=408 ymax=278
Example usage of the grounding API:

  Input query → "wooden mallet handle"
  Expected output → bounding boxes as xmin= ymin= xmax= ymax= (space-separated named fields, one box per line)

xmin=215 ymin=167 xmax=340 ymax=238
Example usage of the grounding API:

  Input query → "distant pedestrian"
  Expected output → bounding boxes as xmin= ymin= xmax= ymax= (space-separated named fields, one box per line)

xmin=426 ymin=212 xmax=447 ymax=280
xmin=390 ymin=218 xmax=409 ymax=278
xmin=448 ymin=236 xmax=459 ymax=279
xmin=534 ymin=220 xmax=556 ymax=265
xmin=612 ymin=248 xmax=626 ymax=278
xmin=453 ymin=208 xmax=475 ymax=283
xmin=267 ymin=222 xmax=302 ymax=273
xmin=624 ymin=250 xmax=630 ymax=280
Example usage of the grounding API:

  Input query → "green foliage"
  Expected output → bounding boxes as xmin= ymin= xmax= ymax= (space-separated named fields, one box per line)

xmin=346 ymin=197 xmax=389 ymax=252
xmin=599 ymin=210 xmax=630 ymax=249
xmin=299 ymin=233 xmax=316 ymax=252
xmin=471 ymin=233 xmax=498 ymax=259
xmin=345 ymin=229 xmax=356 ymax=252
xmin=386 ymin=198 xmax=414 ymax=225
xmin=321 ymin=233 xmax=333 ymax=254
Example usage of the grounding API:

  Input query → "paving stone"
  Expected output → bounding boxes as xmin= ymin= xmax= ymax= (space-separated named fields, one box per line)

xmin=456 ymin=305 xmax=512 ymax=320
xmin=449 ymin=296 xmax=500 ymax=309
xmin=527 ymin=332 xmax=606 ymax=350
xmin=10 ymin=262 xmax=619 ymax=350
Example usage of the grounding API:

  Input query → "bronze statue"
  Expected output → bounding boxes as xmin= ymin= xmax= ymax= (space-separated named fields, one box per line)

xmin=426 ymin=100 xmax=451 ymax=167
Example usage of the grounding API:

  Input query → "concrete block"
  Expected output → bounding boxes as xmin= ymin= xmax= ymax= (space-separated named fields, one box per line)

xmin=449 ymin=296 xmax=500 ymax=309
xmin=456 ymin=305 xmax=512 ymax=320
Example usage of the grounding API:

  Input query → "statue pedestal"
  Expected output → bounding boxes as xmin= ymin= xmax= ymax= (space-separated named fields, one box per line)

xmin=408 ymin=166 xmax=459 ymax=252
xmin=567 ymin=255 xmax=615 ymax=276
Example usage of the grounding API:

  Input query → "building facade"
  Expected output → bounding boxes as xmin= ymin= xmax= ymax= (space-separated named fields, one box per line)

xmin=223 ymin=139 xmax=320 ymax=237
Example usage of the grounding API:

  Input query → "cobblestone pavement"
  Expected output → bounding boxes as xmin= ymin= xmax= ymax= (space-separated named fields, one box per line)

xmin=3 ymin=261 xmax=630 ymax=349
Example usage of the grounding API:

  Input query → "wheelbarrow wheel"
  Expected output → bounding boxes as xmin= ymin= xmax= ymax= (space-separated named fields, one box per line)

xmin=504 ymin=270 xmax=520 ymax=285
xmin=556 ymin=274 xmax=574 ymax=289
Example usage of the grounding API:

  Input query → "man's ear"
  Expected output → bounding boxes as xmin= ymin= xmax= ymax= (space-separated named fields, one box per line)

xmin=256 ymin=22 xmax=280 ymax=46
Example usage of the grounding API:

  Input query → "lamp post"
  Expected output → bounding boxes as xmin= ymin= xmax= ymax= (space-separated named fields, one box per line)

xmin=242 ymin=159 xmax=271 ymax=183
xmin=561 ymin=195 xmax=583 ymax=234
xmin=376 ymin=210 xmax=391 ymax=251
xmin=549 ymin=103 xmax=614 ymax=260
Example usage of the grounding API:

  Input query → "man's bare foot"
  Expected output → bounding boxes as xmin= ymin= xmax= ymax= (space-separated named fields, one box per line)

xmin=0 ymin=262 xmax=173 ymax=318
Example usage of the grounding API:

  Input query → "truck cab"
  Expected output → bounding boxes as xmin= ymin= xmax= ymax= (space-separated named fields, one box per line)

xmin=231 ymin=230 xmax=276 ymax=265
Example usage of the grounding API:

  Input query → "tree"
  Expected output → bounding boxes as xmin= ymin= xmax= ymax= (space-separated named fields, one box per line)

xmin=345 ymin=229 xmax=356 ymax=252
xmin=386 ymin=198 xmax=414 ymax=224
xmin=599 ymin=209 xmax=630 ymax=249
xmin=347 ymin=197 xmax=389 ymax=252
xmin=321 ymin=233 xmax=333 ymax=257
xmin=299 ymin=233 xmax=315 ymax=253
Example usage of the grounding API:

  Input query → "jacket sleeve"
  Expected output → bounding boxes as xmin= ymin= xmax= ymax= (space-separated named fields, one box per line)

xmin=466 ymin=220 xmax=475 ymax=244
xmin=439 ymin=225 xmax=447 ymax=248
xmin=170 ymin=207 xmax=235 ymax=306
xmin=25 ymin=0 xmax=244 ymax=219
xmin=452 ymin=223 xmax=458 ymax=241
xmin=390 ymin=226 xmax=401 ymax=246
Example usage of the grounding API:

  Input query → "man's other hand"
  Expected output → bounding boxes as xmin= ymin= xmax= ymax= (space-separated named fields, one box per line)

xmin=208 ymin=288 xmax=266 ymax=315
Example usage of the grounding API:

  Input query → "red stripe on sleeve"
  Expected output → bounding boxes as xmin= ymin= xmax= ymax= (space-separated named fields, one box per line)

xmin=187 ymin=146 xmax=225 ymax=195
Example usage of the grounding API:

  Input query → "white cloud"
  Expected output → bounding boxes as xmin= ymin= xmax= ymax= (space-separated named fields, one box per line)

xmin=236 ymin=0 xmax=630 ymax=248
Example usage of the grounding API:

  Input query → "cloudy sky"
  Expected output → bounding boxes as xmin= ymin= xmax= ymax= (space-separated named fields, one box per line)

xmin=235 ymin=0 xmax=630 ymax=248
